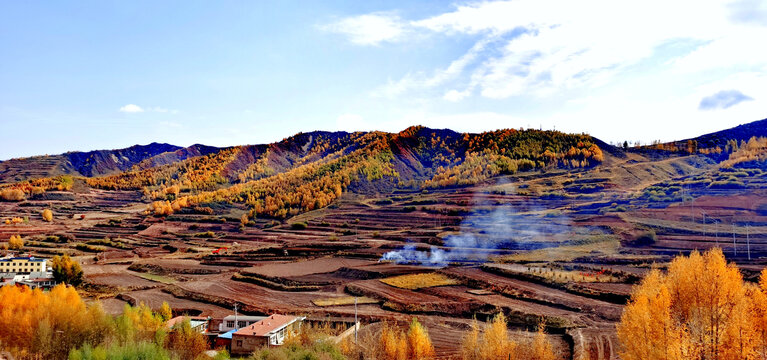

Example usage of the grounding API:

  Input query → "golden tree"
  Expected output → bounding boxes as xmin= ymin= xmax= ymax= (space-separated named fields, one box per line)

xmin=0 ymin=188 xmax=25 ymax=201
xmin=8 ymin=234 xmax=23 ymax=250
xmin=480 ymin=312 xmax=517 ymax=359
xmin=531 ymin=323 xmax=556 ymax=360
xmin=41 ymin=209 xmax=53 ymax=222
xmin=617 ymin=248 xmax=760 ymax=360
xmin=159 ymin=302 xmax=173 ymax=322
xmin=461 ymin=319 xmax=481 ymax=360
xmin=407 ymin=317 xmax=435 ymax=359
xmin=0 ymin=284 xmax=109 ymax=359
xmin=51 ymin=255 xmax=84 ymax=286
xmin=165 ymin=318 xmax=208 ymax=359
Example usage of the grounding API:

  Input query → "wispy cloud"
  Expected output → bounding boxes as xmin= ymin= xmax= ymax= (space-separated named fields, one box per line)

xmin=331 ymin=0 xmax=767 ymax=104
xmin=118 ymin=104 xmax=178 ymax=114
xmin=321 ymin=12 xmax=407 ymax=46
xmin=118 ymin=104 xmax=144 ymax=113
xmin=149 ymin=107 xmax=179 ymax=114
xmin=699 ymin=90 xmax=754 ymax=110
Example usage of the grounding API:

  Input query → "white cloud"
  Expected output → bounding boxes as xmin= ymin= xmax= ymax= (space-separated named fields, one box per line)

xmin=118 ymin=104 xmax=178 ymax=114
xmin=443 ymin=89 xmax=470 ymax=102
xmin=372 ymin=36 xmax=494 ymax=99
xmin=346 ymin=0 xmax=767 ymax=101
xmin=325 ymin=1 xmax=767 ymax=142
xmin=118 ymin=104 xmax=144 ymax=113
xmin=322 ymin=13 xmax=406 ymax=46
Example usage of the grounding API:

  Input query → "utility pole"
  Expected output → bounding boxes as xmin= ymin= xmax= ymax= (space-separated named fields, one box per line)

xmin=687 ymin=185 xmax=694 ymax=223
xmin=715 ymin=220 xmax=719 ymax=246
xmin=354 ymin=297 xmax=358 ymax=344
xmin=747 ymin=224 xmax=751 ymax=260
xmin=234 ymin=303 xmax=238 ymax=330
xmin=733 ymin=222 xmax=737 ymax=257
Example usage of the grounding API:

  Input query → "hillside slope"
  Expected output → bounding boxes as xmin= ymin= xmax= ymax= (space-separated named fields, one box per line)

xmin=0 ymin=143 xmax=184 ymax=183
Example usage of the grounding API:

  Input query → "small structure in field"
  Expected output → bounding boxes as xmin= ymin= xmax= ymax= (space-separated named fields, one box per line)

xmin=218 ymin=315 xmax=266 ymax=333
xmin=165 ymin=316 xmax=210 ymax=333
xmin=230 ymin=314 xmax=305 ymax=355
xmin=0 ymin=256 xmax=55 ymax=289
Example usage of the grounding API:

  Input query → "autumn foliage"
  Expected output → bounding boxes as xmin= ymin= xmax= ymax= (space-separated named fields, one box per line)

xmin=460 ymin=314 xmax=556 ymax=360
xmin=721 ymin=136 xmax=767 ymax=168
xmin=617 ymin=248 xmax=767 ymax=360
xmin=0 ymin=188 xmax=25 ymax=201
xmin=51 ymin=254 xmax=84 ymax=286
xmin=370 ymin=318 xmax=434 ymax=360
xmin=41 ymin=209 xmax=53 ymax=222
xmin=0 ymin=285 xmax=109 ymax=359
xmin=77 ymin=127 xmax=605 ymax=220
xmin=8 ymin=234 xmax=23 ymax=250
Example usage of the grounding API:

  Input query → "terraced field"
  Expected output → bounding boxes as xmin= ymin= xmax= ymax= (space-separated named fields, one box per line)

xmin=5 ymin=148 xmax=767 ymax=359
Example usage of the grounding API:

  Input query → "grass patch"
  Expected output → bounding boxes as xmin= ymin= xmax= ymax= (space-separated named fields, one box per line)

xmin=136 ymin=273 xmax=176 ymax=284
xmin=496 ymin=240 xmax=621 ymax=263
xmin=485 ymin=263 xmax=621 ymax=283
xmin=311 ymin=296 xmax=379 ymax=307
xmin=380 ymin=272 xmax=459 ymax=290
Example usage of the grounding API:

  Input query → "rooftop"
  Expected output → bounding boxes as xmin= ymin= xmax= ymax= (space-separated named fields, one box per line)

xmin=234 ymin=314 xmax=300 ymax=337
xmin=222 ymin=315 xmax=266 ymax=321
xmin=0 ymin=257 xmax=45 ymax=262
xmin=165 ymin=316 xmax=208 ymax=329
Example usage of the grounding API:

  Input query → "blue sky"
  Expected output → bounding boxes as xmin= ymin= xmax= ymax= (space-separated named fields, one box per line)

xmin=1 ymin=0 xmax=766 ymax=160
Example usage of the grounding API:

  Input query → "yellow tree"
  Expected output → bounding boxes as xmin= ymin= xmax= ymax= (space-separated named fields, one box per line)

xmin=460 ymin=319 xmax=481 ymax=360
xmin=480 ymin=312 xmax=516 ymax=360
xmin=159 ymin=302 xmax=172 ymax=322
xmin=531 ymin=322 xmax=556 ymax=360
xmin=51 ymin=255 xmax=84 ymax=286
xmin=8 ymin=235 xmax=23 ymax=250
xmin=379 ymin=323 xmax=401 ymax=360
xmin=165 ymin=318 xmax=208 ymax=359
xmin=407 ymin=317 xmax=434 ymax=360
xmin=753 ymin=270 xmax=767 ymax=358
xmin=618 ymin=248 xmax=752 ymax=360
xmin=41 ymin=209 xmax=53 ymax=222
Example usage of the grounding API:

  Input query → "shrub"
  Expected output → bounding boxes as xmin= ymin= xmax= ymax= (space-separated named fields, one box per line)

xmin=8 ymin=235 xmax=23 ymax=250
xmin=41 ymin=209 xmax=53 ymax=222
xmin=0 ymin=188 xmax=25 ymax=201
xmin=290 ymin=222 xmax=307 ymax=230
xmin=634 ymin=230 xmax=657 ymax=246
xmin=69 ymin=342 xmax=170 ymax=360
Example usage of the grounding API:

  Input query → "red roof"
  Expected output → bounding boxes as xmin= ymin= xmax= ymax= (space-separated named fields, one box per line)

xmin=234 ymin=314 xmax=298 ymax=337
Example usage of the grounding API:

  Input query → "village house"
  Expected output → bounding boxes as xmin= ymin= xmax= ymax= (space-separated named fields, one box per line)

xmin=0 ymin=256 xmax=47 ymax=273
xmin=218 ymin=315 xmax=265 ymax=333
xmin=165 ymin=316 xmax=210 ymax=333
xmin=0 ymin=256 xmax=55 ymax=289
xmin=230 ymin=314 xmax=305 ymax=355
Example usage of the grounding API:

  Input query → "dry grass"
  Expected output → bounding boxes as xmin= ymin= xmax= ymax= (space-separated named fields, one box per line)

xmin=380 ymin=272 xmax=459 ymax=290
xmin=136 ymin=273 xmax=177 ymax=284
xmin=311 ymin=296 xmax=379 ymax=307
xmin=488 ymin=263 xmax=621 ymax=283
xmin=496 ymin=240 xmax=621 ymax=263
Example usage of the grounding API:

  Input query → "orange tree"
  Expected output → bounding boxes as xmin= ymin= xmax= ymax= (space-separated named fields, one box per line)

xmin=617 ymin=248 xmax=767 ymax=360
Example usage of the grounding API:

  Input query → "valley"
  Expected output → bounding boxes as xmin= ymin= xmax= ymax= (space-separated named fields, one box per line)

xmin=3 ymin=123 xmax=767 ymax=359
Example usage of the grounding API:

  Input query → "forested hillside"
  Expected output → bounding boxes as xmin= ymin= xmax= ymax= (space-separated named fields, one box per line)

xmin=1 ymin=126 xmax=606 ymax=218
